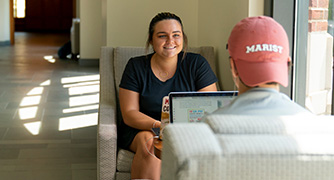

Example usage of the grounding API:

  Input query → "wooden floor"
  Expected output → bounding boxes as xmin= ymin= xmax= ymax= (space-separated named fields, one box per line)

xmin=0 ymin=32 xmax=98 ymax=180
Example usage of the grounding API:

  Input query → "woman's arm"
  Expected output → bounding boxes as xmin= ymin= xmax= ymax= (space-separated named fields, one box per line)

xmin=119 ymin=87 xmax=161 ymax=130
xmin=198 ymin=83 xmax=217 ymax=92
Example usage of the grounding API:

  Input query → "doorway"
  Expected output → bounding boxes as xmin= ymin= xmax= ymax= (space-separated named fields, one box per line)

xmin=10 ymin=0 xmax=77 ymax=44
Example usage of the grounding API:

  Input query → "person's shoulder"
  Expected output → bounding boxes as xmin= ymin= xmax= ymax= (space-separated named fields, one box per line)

xmin=181 ymin=52 xmax=206 ymax=64
xmin=130 ymin=54 xmax=151 ymax=61
xmin=183 ymin=52 xmax=203 ymax=59
xmin=127 ymin=54 xmax=151 ymax=65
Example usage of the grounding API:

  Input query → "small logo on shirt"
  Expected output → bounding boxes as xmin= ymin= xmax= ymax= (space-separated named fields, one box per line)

xmin=246 ymin=44 xmax=283 ymax=54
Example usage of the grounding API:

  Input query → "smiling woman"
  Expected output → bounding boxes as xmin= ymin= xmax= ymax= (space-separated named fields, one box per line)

xmin=118 ymin=12 xmax=218 ymax=180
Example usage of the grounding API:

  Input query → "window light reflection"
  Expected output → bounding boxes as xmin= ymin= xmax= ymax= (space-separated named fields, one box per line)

xmin=59 ymin=113 xmax=98 ymax=131
xmin=69 ymin=94 xmax=99 ymax=107
xmin=63 ymin=105 xmax=99 ymax=114
xmin=68 ymin=85 xmax=99 ymax=95
xmin=20 ymin=96 xmax=41 ymax=107
xmin=63 ymin=81 xmax=99 ymax=88
xmin=61 ymin=75 xmax=100 ymax=84
xmin=19 ymin=106 xmax=38 ymax=120
xmin=40 ymin=80 xmax=51 ymax=86
xmin=27 ymin=87 xmax=44 ymax=95
xmin=20 ymin=74 xmax=100 ymax=136
xmin=24 ymin=122 xmax=41 ymax=135
xmin=43 ymin=55 xmax=56 ymax=63
xmin=44 ymin=55 xmax=53 ymax=60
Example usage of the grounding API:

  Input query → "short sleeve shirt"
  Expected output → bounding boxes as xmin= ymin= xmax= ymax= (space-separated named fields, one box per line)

xmin=211 ymin=88 xmax=312 ymax=116
xmin=120 ymin=52 xmax=218 ymax=120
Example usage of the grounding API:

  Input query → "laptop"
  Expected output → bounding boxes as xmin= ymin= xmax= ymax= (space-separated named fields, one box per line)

xmin=169 ymin=91 xmax=237 ymax=123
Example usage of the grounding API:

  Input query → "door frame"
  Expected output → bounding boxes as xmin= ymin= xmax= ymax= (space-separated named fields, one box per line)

xmin=10 ymin=0 xmax=14 ymax=45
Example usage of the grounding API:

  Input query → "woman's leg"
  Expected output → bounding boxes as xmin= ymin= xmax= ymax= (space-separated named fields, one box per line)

xmin=129 ymin=131 xmax=161 ymax=180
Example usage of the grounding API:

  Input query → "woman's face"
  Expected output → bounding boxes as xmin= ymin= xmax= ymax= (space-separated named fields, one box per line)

xmin=151 ymin=19 xmax=183 ymax=59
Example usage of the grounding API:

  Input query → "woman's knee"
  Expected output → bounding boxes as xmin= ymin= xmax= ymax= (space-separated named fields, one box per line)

xmin=131 ymin=131 xmax=155 ymax=155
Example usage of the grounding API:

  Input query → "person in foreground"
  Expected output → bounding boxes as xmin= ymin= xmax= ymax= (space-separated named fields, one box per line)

xmin=212 ymin=16 xmax=312 ymax=115
xmin=118 ymin=12 xmax=217 ymax=180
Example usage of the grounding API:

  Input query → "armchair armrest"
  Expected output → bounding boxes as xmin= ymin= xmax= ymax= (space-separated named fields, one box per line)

xmin=161 ymin=123 xmax=223 ymax=180
xmin=97 ymin=103 xmax=117 ymax=180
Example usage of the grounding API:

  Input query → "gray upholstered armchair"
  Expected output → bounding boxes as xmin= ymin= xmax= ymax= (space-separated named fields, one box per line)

xmin=160 ymin=115 xmax=334 ymax=180
xmin=97 ymin=46 xmax=218 ymax=180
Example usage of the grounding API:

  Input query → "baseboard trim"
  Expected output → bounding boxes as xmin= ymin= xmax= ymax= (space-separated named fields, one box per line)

xmin=79 ymin=58 xmax=100 ymax=67
xmin=0 ymin=41 xmax=10 ymax=46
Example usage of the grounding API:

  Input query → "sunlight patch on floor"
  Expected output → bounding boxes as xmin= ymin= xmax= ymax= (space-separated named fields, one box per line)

xmin=59 ymin=113 xmax=98 ymax=131
xmin=63 ymin=104 xmax=99 ymax=114
xmin=19 ymin=106 xmax=38 ymax=120
xmin=20 ymin=96 xmax=41 ymax=106
xmin=19 ymin=75 xmax=100 ymax=135
xmin=23 ymin=122 xmax=41 ymax=135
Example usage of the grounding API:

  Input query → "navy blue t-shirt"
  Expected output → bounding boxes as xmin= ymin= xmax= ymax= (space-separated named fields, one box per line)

xmin=118 ymin=51 xmax=217 ymax=149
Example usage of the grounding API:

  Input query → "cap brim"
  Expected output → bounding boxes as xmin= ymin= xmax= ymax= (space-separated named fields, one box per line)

xmin=235 ymin=59 xmax=289 ymax=87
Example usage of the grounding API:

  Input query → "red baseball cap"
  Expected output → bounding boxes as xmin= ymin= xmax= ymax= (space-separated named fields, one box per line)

xmin=228 ymin=16 xmax=290 ymax=87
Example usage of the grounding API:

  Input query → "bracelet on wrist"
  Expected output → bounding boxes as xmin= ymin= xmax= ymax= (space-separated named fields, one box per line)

xmin=153 ymin=121 xmax=159 ymax=128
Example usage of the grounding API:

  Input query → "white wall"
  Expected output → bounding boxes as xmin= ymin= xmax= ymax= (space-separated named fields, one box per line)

xmin=198 ymin=0 xmax=249 ymax=90
xmin=0 ymin=0 xmax=10 ymax=43
xmin=198 ymin=0 xmax=264 ymax=90
xmin=80 ymin=0 xmax=104 ymax=60
xmin=249 ymin=0 xmax=264 ymax=17
xmin=106 ymin=0 xmax=199 ymax=47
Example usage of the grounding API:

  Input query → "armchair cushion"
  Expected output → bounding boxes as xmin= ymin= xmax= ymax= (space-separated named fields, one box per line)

xmin=116 ymin=149 xmax=134 ymax=172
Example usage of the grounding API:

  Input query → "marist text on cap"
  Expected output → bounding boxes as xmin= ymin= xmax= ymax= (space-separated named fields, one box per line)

xmin=246 ymin=44 xmax=283 ymax=54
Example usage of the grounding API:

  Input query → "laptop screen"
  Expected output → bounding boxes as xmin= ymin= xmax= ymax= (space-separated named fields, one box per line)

xmin=169 ymin=91 xmax=237 ymax=123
